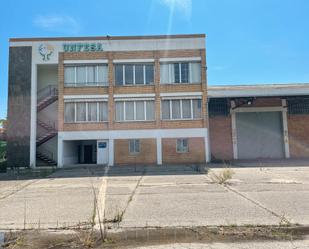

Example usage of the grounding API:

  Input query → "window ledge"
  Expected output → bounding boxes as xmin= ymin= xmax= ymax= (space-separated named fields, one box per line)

xmin=114 ymin=84 xmax=155 ymax=87
xmin=160 ymin=82 xmax=202 ymax=85
xmin=161 ymin=118 xmax=203 ymax=121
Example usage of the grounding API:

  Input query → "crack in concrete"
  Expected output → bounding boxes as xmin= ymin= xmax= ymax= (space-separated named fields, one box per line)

xmin=0 ymin=179 xmax=39 ymax=201
xmin=120 ymin=170 xmax=146 ymax=223
xmin=221 ymin=182 xmax=289 ymax=224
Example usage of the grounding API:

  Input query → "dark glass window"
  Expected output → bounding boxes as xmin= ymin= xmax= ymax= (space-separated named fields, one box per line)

xmin=115 ymin=65 xmax=123 ymax=86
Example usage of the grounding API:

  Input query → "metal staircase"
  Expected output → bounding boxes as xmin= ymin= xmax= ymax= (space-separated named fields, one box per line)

xmin=36 ymin=85 xmax=58 ymax=166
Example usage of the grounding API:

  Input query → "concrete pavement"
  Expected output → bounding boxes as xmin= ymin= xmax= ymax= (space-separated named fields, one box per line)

xmin=0 ymin=167 xmax=104 ymax=229
xmin=103 ymin=165 xmax=309 ymax=227
xmin=1 ymin=164 xmax=309 ymax=232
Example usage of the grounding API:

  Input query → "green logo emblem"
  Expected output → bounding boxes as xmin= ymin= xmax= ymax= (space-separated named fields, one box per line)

xmin=39 ymin=43 xmax=54 ymax=61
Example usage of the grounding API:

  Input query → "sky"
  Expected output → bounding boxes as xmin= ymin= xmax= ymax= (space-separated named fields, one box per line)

xmin=1 ymin=0 xmax=309 ymax=119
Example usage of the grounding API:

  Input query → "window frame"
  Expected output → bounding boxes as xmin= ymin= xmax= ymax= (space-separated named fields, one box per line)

xmin=64 ymin=100 xmax=108 ymax=123
xmin=114 ymin=100 xmax=155 ymax=122
xmin=161 ymin=98 xmax=202 ymax=120
xmin=129 ymin=139 xmax=140 ymax=154
xmin=176 ymin=138 xmax=189 ymax=153
xmin=64 ymin=64 xmax=108 ymax=87
xmin=114 ymin=63 xmax=154 ymax=86
xmin=160 ymin=61 xmax=201 ymax=84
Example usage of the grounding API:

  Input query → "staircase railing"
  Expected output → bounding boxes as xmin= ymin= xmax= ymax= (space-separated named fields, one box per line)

xmin=37 ymin=119 xmax=57 ymax=131
xmin=37 ymin=84 xmax=58 ymax=103
xmin=37 ymin=147 xmax=55 ymax=161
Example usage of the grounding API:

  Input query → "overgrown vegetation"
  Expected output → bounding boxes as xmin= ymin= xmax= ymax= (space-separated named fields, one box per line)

xmin=0 ymin=141 xmax=7 ymax=173
xmin=208 ymin=168 xmax=235 ymax=184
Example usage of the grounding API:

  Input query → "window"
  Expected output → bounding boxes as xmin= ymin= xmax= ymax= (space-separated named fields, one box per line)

xmin=115 ymin=65 xmax=124 ymax=86
xmin=99 ymin=102 xmax=108 ymax=121
xmin=76 ymin=102 xmax=86 ymax=122
xmin=64 ymin=101 xmax=108 ymax=123
xmin=125 ymin=101 xmax=134 ymax=120
xmin=115 ymin=100 xmax=155 ymax=121
xmin=177 ymin=138 xmax=188 ymax=153
xmin=288 ymin=97 xmax=309 ymax=115
xmin=161 ymin=99 xmax=202 ymax=120
xmin=160 ymin=62 xmax=201 ymax=84
xmin=87 ymin=102 xmax=97 ymax=122
xmin=64 ymin=64 xmax=108 ymax=87
xmin=129 ymin=139 xmax=140 ymax=154
xmin=64 ymin=103 xmax=75 ymax=123
xmin=208 ymin=99 xmax=229 ymax=117
xmin=114 ymin=64 xmax=154 ymax=85
xmin=125 ymin=65 xmax=134 ymax=85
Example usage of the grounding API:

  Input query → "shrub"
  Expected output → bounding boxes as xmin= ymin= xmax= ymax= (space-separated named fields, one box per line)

xmin=0 ymin=160 xmax=7 ymax=173
xmin=209 ymin=168 xmax=235 ymax=184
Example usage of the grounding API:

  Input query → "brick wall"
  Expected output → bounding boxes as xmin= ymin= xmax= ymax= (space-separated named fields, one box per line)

xmin=58 ymin=49 xmax=207 ymax=132
xmin=288 ymin=114 xmax=309 ymax=158
xmin=114 ymin=138 xmax=157 ymax=165
xmin=162 ymin=137 xmax=205 ymax=164
xmin=209 ymin=116 xmax=233 ymax=161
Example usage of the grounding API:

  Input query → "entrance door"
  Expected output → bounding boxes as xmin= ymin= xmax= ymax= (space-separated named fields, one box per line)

xmin=97 ymin=140 xmax=109 ymax=164
xmin=236 ymin=111 xmax=284 ymax=159
xmin=84 ymin=145 xmax=93 ymax=163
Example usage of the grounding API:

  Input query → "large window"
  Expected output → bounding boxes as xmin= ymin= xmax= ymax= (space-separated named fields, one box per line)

xmin=115 ymin=100 xmax=155 ymax=121
xmin=161 ymin=99 xmax=202 ymax=120
xmin=115 ymin=64 xmax=154 ymax=86
xmin=64 ymin=64 xmax=108 ymax=87
xmin=64 ymin=101 xmax=108 ymax=123
xmin=160 ymin=62 xmax=201 ymax=84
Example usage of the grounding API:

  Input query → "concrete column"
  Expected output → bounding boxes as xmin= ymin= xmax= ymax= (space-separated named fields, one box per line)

xmin=108 ymin=139 xmax=114 ymax=166
xmin=205 ymin=131 xmax=210 ymax=163
xmin=30 ymin=64 xmax=37 ymax=168
xmin=156 ymin=137 xmax=162 ymax=165
xmin=282 ymin=99 xmax=290 ymax=158
xmin=230 ymin=100 xmax=238 ymax=160
xmin=57 ymin=137 xmax=63 ymax=168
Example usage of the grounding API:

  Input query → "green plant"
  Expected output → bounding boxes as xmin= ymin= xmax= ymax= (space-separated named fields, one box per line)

xmin=209 ymin=168 xmax=235 ymax=184
xmin=0 ymin=160 xmax=7 ymax=173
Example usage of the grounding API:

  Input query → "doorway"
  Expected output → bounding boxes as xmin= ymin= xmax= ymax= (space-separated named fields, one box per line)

xmin=84 ymin=145 xmax=93 ymax=163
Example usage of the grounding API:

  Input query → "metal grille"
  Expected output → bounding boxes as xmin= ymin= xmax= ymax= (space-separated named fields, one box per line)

xmin=287 ymin=97 xmax=309 ymax=114
xmin=208 ymin=98 xmax=229 ymax=117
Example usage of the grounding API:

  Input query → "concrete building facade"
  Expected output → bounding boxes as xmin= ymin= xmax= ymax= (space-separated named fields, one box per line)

xmin=7 ymin=34 xmax=209 ymax=167
xmin=6 ymin=34 xmax=309 ymax=168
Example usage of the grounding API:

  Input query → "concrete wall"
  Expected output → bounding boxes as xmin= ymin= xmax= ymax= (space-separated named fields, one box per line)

xmin=162 ymin=137 xmax=205 ymax=164
xmin=114 ymin=138 xmax=157 ymax=165
xmin=7 ymin=46 xmax=32 ymax=167
xmin=63 ymin=140 xmax=79 ymax=165
xmin=288 ymin=114 xmax=309 ymax=158
xmin=37 ymin=65 xmax=58 ymax=91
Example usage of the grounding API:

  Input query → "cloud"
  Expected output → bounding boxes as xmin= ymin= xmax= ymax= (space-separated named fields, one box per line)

xmin=159 ymin=0 xmax=192 ymax=19
xmin=33 ymin=14 xmax=80 ymax=34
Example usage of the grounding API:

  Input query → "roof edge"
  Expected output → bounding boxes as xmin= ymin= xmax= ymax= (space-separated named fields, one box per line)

xmin=9 ymin=34 xmax=206 ymax=42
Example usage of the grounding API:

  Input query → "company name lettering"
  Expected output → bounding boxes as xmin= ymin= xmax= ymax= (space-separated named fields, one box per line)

xmin=63 ymin=43 xmax=103 ymax=52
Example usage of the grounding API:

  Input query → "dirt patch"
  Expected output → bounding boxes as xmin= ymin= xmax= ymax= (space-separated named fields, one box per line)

xmin=2 ymin=225 xmax=308 ymax=249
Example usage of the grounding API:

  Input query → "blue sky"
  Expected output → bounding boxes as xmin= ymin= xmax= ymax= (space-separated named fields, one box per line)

xmin=1 ymin=0 xmax=309 ymax=119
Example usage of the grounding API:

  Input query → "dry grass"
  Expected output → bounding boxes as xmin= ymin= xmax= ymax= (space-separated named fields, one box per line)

xmin=209 ymin=168 xmax=235 ymax=184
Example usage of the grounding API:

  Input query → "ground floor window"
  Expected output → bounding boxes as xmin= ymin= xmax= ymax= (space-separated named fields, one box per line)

xmin=176 ymin=138 xmax=189 ymax=153
xmin=64 ymin=101 xmax=108 ymax=123
xmin=129 ymin=139 xmax=140 ymax=154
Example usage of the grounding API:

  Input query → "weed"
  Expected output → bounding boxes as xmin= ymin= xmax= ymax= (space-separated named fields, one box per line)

xmin=279 ymin=213 xmax=292 ymax=227
xmin=112 ymin=209 xmax=124 ymax=223
xmin=208 ymin=168 xmax=235 ymax=184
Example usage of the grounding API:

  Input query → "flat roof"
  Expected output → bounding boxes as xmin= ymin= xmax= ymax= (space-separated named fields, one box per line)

xmin=208 ymin=83 xmax=309 ymax=98
xmin=9 ymin=34 xmax=205 ymax=42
